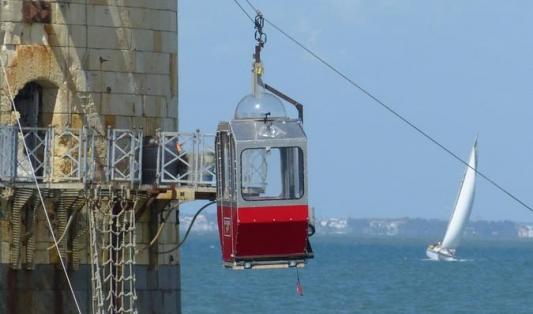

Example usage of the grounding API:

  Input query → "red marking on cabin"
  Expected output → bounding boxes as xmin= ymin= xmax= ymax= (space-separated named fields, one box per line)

xmin=234 ymin=205 xmax=309 ymax=258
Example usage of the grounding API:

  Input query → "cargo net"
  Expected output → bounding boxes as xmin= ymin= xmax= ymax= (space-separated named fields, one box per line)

xmin=88 ymin=191 xmax=138 ymax=314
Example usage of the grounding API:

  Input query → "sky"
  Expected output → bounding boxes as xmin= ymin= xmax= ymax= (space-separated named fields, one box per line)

xmin=178 ymin=1 xmax=533 ymax=221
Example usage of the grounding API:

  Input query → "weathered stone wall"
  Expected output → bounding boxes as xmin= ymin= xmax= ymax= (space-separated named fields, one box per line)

xmin=0 ymin=264 xmax=181 ymax=314
xmin=0 ymin=1 xmax=181 ymax=313
xmin=0 ymin=191 xmax=182 ymax=313
xmin=0 ymin=0 xmax=178 ymax=134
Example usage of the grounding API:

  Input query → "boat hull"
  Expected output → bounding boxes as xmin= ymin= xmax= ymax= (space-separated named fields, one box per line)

xmin=426 ymin=246 xmax=455 ymax=261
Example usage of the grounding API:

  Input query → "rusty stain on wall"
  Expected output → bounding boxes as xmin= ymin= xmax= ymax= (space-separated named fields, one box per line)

xmin=22 ymin=1 xmax=52 ymax=24
xmin=5 ymin=45 xmax=54 ymax=91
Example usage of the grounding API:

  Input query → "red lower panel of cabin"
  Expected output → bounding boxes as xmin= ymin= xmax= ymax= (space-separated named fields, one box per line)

xmin=217 ymin=205 xmax=234 ymax=261
xmin=217 ymin=204 xmax=311 ymax=265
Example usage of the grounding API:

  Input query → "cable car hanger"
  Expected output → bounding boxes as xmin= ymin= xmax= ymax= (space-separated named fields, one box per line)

xmin=214 ymin=10 xmax=314 ymax=269
xmin=252 ymin=11 xmax=304 ymax=123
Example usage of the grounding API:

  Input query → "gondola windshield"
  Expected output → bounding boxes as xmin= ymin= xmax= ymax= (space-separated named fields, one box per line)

xmin=241 ymin=147 xmax=304 ymax=200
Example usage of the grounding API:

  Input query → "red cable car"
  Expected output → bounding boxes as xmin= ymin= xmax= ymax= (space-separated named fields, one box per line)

xmin=215 ymin=12 xmax=313 ymax=269
xmin=215 ymin=52 xmax=314 ymax=269
xmin=215 ymin=98 xmax=313 ymax=269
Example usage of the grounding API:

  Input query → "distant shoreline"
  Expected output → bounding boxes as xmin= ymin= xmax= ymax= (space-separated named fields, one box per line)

xmin=315 ymin=217 xmax=533 ymax=239
xmin=179 ymin=213 xmax=533 ymax=239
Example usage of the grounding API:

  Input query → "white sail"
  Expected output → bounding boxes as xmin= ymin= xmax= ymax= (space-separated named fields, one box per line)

xmin=440 ymin=140 xmax=477 ymax=250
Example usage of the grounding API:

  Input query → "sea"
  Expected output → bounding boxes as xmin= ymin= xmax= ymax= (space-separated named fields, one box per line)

xmin=181 ymin=234 xmax=533 ymax=314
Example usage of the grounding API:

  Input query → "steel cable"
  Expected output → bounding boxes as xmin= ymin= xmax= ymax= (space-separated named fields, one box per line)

xmin=231 ymin=0 xmax=533 ymax=213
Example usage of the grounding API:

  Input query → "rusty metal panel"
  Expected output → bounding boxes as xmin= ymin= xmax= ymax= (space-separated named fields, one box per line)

xmin=22 ymin=1 xmax=51 ymax=24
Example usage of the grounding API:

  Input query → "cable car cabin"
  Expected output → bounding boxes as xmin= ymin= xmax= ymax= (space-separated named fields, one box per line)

xmin=215 ymin=92 xmax=313 ymax=270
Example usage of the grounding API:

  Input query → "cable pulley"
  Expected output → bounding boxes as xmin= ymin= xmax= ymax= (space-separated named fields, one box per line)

xmin=254 ymin=11 xmax=266 ymax=47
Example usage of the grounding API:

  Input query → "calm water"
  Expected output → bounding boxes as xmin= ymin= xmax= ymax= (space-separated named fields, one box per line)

xmin=181 ymin=235 xmax=533 ymax=313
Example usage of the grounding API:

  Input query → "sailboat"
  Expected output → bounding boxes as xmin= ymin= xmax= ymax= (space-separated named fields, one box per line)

xmin=426 ymin=139 xmax=477 ymax=261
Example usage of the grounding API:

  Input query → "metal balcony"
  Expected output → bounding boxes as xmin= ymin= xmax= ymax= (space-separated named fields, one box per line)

xmin=0 ymin=126 xmax=217 ymax=199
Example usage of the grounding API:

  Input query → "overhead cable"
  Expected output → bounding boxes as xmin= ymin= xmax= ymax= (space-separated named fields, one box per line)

xmin=232 ymin=0 xmax=533 ymax=213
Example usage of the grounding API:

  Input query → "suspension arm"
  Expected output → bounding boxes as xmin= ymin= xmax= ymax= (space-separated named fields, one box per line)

xmin=263 ymin=83 xmax=304 ymax=122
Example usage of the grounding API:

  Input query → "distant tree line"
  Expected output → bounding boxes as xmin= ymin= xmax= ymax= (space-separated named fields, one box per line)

xmin=314 ymin=218 xmax=529 ymax=239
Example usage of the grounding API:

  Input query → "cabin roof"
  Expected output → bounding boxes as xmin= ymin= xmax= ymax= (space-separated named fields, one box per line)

xmin=228 ymin=119 xmax=307 ymax=142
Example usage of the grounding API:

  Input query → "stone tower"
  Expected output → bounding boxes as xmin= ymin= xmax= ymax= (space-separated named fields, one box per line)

xmin=0 ymin=1 xmax=183 ymax=313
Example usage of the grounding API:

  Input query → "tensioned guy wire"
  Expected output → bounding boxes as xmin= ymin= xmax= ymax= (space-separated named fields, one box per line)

xmin=232 ymin=0 xmax=533 ymax=213
xmin=0 ymin=61 xmax=83 ymax=313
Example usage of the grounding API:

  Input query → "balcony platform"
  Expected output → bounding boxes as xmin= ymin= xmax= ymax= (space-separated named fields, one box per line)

xmin=0 ymin=126 xmax=216 ymax=201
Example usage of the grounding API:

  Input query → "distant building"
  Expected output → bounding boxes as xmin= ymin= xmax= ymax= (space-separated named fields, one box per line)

xmin=368 ymin=219 xmax=406 ymax=236
xmin=186 ymin=214 xmax=533 ymax=240
xmin=318 ymin=218 xmax=349 ymax=234
xmin=181 ymin=214 xmax=217 ymax=233
xmin=517 ymin=225 xmax=533 ymax=238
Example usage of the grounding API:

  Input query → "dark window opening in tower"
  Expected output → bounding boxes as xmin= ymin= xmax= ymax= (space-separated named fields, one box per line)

xmin=14 ymin=82 xmax=42 ymax=128
xmin=14 ymin=82 xmax=44 ymax=179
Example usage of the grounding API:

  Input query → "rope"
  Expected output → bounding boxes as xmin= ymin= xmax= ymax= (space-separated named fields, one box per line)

xmin=95 ymin=192 xmax=137 ymax=313
xmin=1 ymin=60 xmax=83 ymax=313
xmin=157 ymin=201 xmax=216 ymax=255
xmin=232 ymin=0 xmax=533 ymax=213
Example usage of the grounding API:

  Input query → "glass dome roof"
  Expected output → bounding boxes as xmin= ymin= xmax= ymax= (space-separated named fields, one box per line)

xmin=234 ymin=92 xmax=287 ymax=120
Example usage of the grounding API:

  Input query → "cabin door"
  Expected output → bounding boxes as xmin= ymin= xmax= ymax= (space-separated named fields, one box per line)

xmin=216 ymin=132 xmax=235 ymax=261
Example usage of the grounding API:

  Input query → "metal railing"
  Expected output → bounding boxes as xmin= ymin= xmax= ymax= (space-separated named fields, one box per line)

xmin=0 ymin=125 xmax=217 ymax=188
xmin=51 ymin=128 xmax=86 ymax=182
xmin=0 ymin=127 xmax=17 ymax=180
xmin=16 ymin=127 xmax=52 ymax=181
xmin=0 ymin=126 xmax=91 ymax=184
xmin=157 ymin=130 xmax=216 ymax=187
xmin=107 ymin=128 xmax=143 ymax=183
